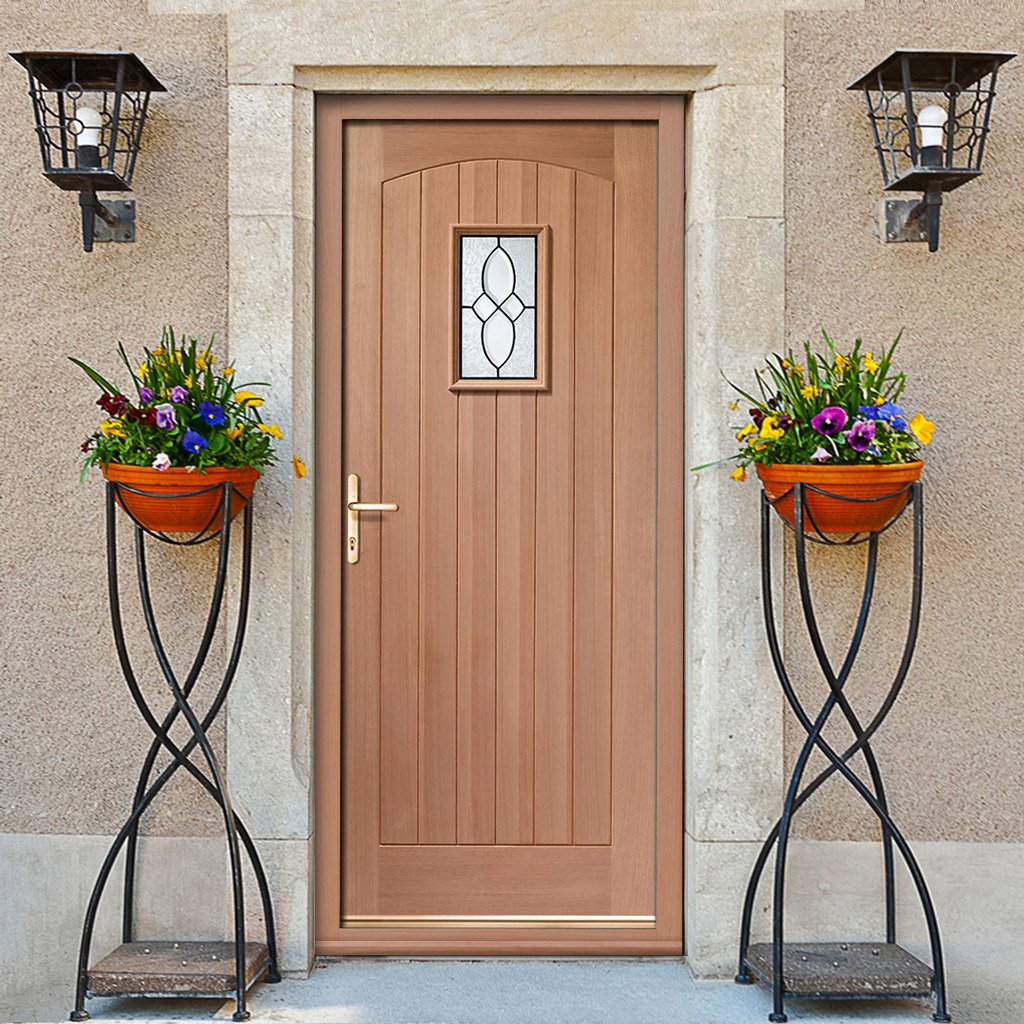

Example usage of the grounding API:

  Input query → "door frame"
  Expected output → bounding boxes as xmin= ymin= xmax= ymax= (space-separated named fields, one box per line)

xmin=313 ymin=94 xmax=685 ymax=956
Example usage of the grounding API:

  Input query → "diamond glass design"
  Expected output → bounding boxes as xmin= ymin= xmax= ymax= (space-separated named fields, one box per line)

xmin=460 ymin=235 xmax=537 ymax=379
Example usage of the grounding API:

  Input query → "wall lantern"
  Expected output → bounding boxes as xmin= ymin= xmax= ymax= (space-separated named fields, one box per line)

xmin=849 ymin=49 xmax=1015 ymax=252
xmin=9 ymin=51 xmax=165 ymax=252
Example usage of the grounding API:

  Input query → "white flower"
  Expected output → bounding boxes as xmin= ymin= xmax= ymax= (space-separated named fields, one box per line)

xmin=152 ymin=453 xmax=172 ymax=471
xmin=810 ymin=446 xmax=832 ymax=464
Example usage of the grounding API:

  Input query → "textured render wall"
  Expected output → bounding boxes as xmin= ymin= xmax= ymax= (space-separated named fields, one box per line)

xmin=0 ymin=0 xmax=228 ymax=837
xmin=783 ymin=0 xmax=1024 ymax=842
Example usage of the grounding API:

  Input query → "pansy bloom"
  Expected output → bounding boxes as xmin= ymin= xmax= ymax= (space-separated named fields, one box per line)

xmin=198 ymin=401 xmax=226 ymax=426
xmin=154 ymin=403 xmax=177 ymax=430
xmin=844 ymin=418 xmax=876 ymax=452
xmin=181 ymin=429 xmax=208 ymax=454
xmin=811 ymin=406 xmax=847 ymax=435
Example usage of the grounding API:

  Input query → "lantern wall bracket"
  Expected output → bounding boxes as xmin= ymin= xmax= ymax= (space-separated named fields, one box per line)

xmin=878 ymin=187 xmax=942 ymax=252
xmin=79 ymin=190 xmax=135 ymax=250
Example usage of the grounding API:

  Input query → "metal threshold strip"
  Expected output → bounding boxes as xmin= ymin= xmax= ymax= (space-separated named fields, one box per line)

xmin=342 ymin=915 xmax=657 ymax=930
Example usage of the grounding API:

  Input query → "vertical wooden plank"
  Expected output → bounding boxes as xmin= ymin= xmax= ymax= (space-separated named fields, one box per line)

xmin=610 ymin=123 xmax=658 ymax=907
xmin=418 ymin=163 xmax=460 ymax=844
xmin=457 ymin=160 xmax=498 ymax=844
xmin=341 ymin=122 xmax=384 ymax=911
xmin=380 ymin=174 xmax=421 ymax=844
xmin=495 ymin=160 xmax=538 ymax=845
xmin=572 ymin=172 xmax=614 ymax=846
xmin=534 ymin=165 xmax=575 ymax=845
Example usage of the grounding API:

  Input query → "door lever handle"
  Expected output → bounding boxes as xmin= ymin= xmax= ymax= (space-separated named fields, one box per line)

xmin=347 ymin=474 xmax=398 ymax=563
xmin=348 ymin=501 xmax=399 ymax=512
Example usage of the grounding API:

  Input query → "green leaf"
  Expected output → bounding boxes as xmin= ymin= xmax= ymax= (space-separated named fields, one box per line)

xmin=68 ymin=357 xmax=118 ymax=395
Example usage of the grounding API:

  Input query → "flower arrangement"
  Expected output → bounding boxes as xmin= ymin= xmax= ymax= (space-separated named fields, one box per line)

xmin=73 ymin=327 xmax=306 ymax=479
xmin=705 ymin=332 xmax=935 ymax=482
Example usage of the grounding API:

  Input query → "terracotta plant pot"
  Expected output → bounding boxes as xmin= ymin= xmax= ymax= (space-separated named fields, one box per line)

xmin=102 ymin=463 xmax=261 ymax=533
xmin=756 ymin=461 xmax=923 ymax=535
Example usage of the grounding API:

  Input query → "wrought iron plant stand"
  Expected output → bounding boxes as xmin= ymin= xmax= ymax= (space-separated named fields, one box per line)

xmin=71 ymin=480 xmax=280 ymax=1022
xmin=735 ymin=480 xmax=951 ymax=1023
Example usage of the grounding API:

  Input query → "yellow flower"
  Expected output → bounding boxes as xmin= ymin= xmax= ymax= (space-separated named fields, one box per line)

xmin=226 ymin=424 xmax=243 ymax=441
xmin=138 ymin=364 xmax=149 ymax=381
xmin=736 ymin=422 xmax=757 ymax=441
xmin=292 ymin=455 xmax=307 ymax=479
xmin=184 ymin=374 xmax=193 ymax=387
xmin=196 ymin=350 xmax=214 ymax=371
xmin=222 ymin=366 xmax=235 ymax=379
xmin=234 ymin=390 xmax=263 ymax=408
xmin=730 ymin=465 xmax=747 ymax=482
xmin=834 ymin=354 xmax=851 ymax=373
xmin=100 ymin=419 xmax=126 ymax=438
xmin=800 ymin=384 xmax=821 ymax=400
xmin=728 ymin=401 xmax=739 ymax=411
xmin=909 ymin=413 xmax=935 ymax=445
xmin=781 ymin=359 xmax=790 ymax=370
xmin=863 ymin=352 xmax=880 ymax=373
xmin=257 ymin=422 xmax=284 ymax=440
xmin=759 ymin=415 xmax=785 ymax=441
xmin=152 ymin=347 xmax=165 ymax=358
xmin=789 ymin=363 xmax=804 ymax=378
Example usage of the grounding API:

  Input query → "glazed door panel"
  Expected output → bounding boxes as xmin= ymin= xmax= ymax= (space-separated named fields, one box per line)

xmin=315 ymin=96 xmax=685 ymax=955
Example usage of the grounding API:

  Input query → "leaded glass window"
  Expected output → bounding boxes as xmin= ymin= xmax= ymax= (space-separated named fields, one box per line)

xmin=451 ymin=226 xmax=550 ymax=391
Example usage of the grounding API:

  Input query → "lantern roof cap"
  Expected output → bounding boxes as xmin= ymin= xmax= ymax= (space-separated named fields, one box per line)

xmin=9 ymin=51 xmax=166 ymax=92
xmin=848 ymin=49 xmax=1015 ymax=92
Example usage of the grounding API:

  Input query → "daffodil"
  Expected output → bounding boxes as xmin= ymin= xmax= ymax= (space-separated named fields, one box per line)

xmin=293 ymin=455 xmax=307 ymax=479
xmin=730 ymin=465 xmax=747 ymax=482
xmin=100 ymin=419 xmax=126 ymax=438
xmin=257 ymin=422 xmax=284 ymax=440
xmin=222 ymin=366 xmax=235 ymax=379
xmin=863 ymin=352 xmax=880 ymax=373
xmin=800 ymin=384 xmax=821 ymax=400
xmin=736 ymin=422 xmax=757 ymax=441
xmin=138 ymin=363 xmax=149 ymax=381
xmin=909 ymin=413 xmax=935 ymax=445
xmin=834 ymin=354 xmax=851 ymax=373
xmin=234 ymin=390 xmax=263 ymax=408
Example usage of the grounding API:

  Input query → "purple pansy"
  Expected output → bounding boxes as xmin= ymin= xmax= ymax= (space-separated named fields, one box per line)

xmin=154 ymin=403 xmax=177 ymax=430
xmin=181 ymin=429 xmax=208 ymax=454
xmin=844 ymin=418 xmax=876 ymax=452
xmin=198 ymin=401 xmax=226 ymax=426
xmin=810 ymin=406 xmax=848 ymax=436
xmin=138 ymin=385 xmax=154 ymax=404
xmin=169 ymin=385 xmax=189 ymax=404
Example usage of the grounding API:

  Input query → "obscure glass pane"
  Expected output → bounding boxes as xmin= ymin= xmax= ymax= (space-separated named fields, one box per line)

xmin=459 ymin=233 xmax=537 ymax=380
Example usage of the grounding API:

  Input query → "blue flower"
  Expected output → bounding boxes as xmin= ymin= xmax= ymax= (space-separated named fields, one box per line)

xmin=181 ymin=429 xmax=208 ymax=454
xmin=859 ymin=401 xmax=909 ymax=432
xmin=198 ymin=401 xmax=226 ymax=426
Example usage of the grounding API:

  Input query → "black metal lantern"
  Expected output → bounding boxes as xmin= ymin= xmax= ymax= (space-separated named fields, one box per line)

xmin=9 ymin=51 xmax=165 ymax=252
xmin=849 ymin=49 xmax=1015 ymax=251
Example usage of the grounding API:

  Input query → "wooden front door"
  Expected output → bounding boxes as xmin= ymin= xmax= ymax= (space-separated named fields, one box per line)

xmin=315 ymin=96 xmax=684 ymax=955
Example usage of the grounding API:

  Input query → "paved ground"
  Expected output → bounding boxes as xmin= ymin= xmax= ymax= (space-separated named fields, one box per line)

xmin=17 ymin=956 xmax=1015 ymax=1024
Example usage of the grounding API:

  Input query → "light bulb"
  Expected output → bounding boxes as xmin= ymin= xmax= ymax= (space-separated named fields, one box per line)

xmin=74 ymin=106 xmax=102 ymax=148
xmin=917 ymin=104 xmax=947 ymax=151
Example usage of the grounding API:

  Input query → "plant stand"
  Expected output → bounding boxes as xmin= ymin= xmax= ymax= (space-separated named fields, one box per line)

xmin=735 ymin=480 xmax=950 ymax=1023
xmin=71 ymin=480 xmax=280 ymax=1022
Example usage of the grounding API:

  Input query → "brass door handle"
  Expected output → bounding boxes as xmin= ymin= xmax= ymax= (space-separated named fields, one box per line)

xmin=348 ymin=501 xmax=399 ymax=512
xmin=347 ymin=474 xmax=398 ymax=563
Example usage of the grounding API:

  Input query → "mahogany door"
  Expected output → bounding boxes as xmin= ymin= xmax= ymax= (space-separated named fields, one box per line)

xmin=315 ymin=96 xmax=684 ymax=955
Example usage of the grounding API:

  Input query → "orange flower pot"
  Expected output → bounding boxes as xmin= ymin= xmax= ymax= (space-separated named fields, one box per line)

xmin=756 ymin=461 xmax=923 ymax=535
xmin=102 ymin=463 xmax=260 ymax=534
